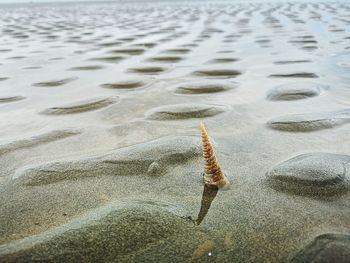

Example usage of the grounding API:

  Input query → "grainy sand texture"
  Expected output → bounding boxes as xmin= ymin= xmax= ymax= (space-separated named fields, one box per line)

xmin=0 ymin=0 xmax=349 ymax=262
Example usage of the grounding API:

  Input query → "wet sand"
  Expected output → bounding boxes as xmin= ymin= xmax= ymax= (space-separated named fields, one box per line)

xmin=0 ymin=0 xmax=349 ymax=262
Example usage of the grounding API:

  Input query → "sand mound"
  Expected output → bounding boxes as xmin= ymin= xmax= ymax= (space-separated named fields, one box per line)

xmin=32 ymin=77 xmax=78 ymax=87
xmin=266 ymin=82 xmax=325 ymax=101
xmin=266 ymin=153 xmax=350 ymax=197
xmin=174 ymin=82 xmax=235 ymax=94
xmin=0 ymin=129 xmax=82 ymax=157
xmin=41 ymin=97 xmax=118 ymax=115
xmin=145 ymin=103 xmax=229 ymax=120
xmin=14 ymin=135 xmax=201 ymax=186
xmin=0 ymin=200 xmax=208 ymax=262
xmin=267 ymin=109 xmax=350 ymax=132
xmin=0 ymin=96 xmax=25 ymax=104
xmin=193 ymin=69 xmax=242 ymax=78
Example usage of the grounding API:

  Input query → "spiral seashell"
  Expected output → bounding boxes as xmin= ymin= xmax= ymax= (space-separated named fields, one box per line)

xmin=200 ymin=122 xmax=230 ymax=190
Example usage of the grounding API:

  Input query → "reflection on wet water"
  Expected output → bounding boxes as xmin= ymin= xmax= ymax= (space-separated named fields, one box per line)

xmin=196 ymin=184 xmax=218 ymax=225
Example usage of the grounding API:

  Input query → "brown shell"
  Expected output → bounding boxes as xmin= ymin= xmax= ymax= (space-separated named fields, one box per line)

xmin=200 ymin=122 xmax=230 ymax=189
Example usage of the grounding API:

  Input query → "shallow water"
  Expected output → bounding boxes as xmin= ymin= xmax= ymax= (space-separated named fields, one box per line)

xmin=0 ymin=1 xmax=349 ymax=262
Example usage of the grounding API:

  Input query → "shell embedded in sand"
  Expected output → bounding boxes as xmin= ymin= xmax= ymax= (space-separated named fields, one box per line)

xmin=200 ymin=122 xmax=230 ymax=190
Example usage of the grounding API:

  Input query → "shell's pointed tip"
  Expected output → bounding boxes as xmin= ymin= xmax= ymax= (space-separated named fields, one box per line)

xmin=200 ymin=121 xmax=206 ymax=132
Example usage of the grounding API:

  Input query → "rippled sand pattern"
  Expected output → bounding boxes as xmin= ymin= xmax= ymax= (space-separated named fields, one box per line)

xmin=0 ymin=1 xmax=350 ymax=262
